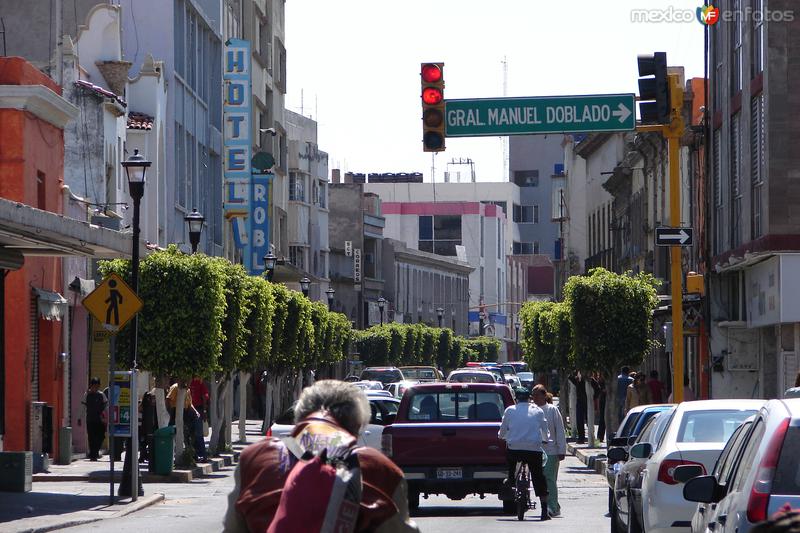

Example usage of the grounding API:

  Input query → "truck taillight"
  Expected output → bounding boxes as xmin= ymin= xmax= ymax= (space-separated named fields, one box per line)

xmin=747 ymin=417 xmax=789 ymax=523
xmin=265 ymin=426 xmax=272 ymax=437
xmin=657 ymin=459 xmax=705 ymax=485
xmin=382 ymin=433 xmax=393 ymax=457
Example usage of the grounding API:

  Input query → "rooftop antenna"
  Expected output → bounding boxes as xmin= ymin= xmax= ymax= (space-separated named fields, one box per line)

xmin=501 ymin=56 xmax=509 ymax=181
xmin=446 ymin=158 xmax=476 ymax=183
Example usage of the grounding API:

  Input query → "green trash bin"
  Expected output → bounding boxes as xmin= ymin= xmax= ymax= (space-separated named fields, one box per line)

xmin=153 ymin=426 xmax=176 ymax=475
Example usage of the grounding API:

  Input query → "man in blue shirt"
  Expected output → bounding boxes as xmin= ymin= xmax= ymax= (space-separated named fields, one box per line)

xmin=498 ymin=387 xmax=551 ymax=521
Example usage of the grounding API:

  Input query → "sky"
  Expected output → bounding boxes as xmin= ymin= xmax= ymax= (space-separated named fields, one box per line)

xmin=285 ymin=0 xmax=707 ymax=183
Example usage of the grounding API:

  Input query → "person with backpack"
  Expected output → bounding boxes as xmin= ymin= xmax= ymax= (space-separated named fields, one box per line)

xmin=223 ymin=380 xmax=419 ymax=533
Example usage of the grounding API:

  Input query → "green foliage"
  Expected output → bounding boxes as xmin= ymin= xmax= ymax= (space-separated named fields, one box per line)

xmin=564 ymin=268 xmax=660 ymax=372
xmin=240 ymin=276 xmax=274 ymax=371
xmin=520 ymin=301 xmax=572 ymax=372
xmin=100 ymin=245 xmax=226 ymax=380
xmin=460 ymin=337 xmax=501 ymax=362
xmin=210 ymin=259 xmax=251 ymax=373
xmin=436 ymin=329 xmax=454 ymax=370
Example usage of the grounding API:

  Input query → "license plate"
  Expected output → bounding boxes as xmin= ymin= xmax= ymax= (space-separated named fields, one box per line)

xmin=437 ymin=467 xmax=463 ymax=479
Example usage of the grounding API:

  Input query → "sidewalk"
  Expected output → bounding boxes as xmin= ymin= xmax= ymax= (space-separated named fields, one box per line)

xmin=567 ymin=440 xmax=609 ymax=476
xmin=0 ymin=419 xmax=264 ymax=533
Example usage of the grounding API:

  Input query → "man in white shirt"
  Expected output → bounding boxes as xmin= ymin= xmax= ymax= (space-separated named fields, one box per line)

xmin=498 ymin=387 xmax=551 ymax=521
xmin=532 ymin=384 xmax=567 ymax=518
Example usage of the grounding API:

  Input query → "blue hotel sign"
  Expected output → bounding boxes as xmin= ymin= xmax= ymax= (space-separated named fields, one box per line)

xmin=223 ymin=39 xmax=271 ymax=275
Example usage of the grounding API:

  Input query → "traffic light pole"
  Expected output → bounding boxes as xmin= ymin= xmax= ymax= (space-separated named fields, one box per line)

xmin=637 ymin=73 xmax=685 ymax=404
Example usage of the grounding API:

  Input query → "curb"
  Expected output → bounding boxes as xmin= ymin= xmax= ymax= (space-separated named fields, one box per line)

xmin=567 ymin=442 xmax=609 ymax=476
xmin=18 ymin=493 xmax=164 ymax=533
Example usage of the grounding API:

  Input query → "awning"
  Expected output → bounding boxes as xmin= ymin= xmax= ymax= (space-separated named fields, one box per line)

xmin=33 ymin=287 xmax=68 ymax=321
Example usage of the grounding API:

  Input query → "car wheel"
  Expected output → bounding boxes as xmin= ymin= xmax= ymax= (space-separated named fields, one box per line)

xmin=408 ymin=489 xmax=420 ymax=512
xmin=627 ymin=496 xmax=642 ymax=533
xmin=502 ymin=499 xmax=516 ymax=514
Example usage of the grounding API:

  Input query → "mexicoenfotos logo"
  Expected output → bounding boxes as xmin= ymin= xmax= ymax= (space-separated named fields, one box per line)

xmin=697 ymin=5 xmax=720 ymax=25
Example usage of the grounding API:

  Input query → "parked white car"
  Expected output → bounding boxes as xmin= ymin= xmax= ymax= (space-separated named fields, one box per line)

xmin=628 ymin=399 xmax=765 ymax=533
xmin=683 ymin=398 xmax=800 ymax=533
xmin=266 ymin=392 xmax=400 ymax=450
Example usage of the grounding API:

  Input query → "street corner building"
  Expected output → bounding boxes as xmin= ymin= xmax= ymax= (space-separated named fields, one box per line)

xmin=0 ymin=57 xmax=131 ymax=462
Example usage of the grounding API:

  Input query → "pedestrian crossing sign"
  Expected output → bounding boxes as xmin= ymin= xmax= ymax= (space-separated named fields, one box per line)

xmin=82 ymin=273 xmax=143 ymax=333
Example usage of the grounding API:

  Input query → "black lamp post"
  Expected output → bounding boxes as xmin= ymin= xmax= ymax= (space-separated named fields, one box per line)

xmin=451 ymin=308 xmax=456 ymax=331
xmin=436 ymin=307 xmax=444 ymax=328
xmin=377 ymin=296 xmax=386 ymax=325
xmin=184 ymin=208 xmax=204 ymax=253
xmin=300 ymin=277 xmax=311 ymax=298
xmin=263 ymin=252 xmax=277 ymax=282
xmin=515 ymin=319 xmax=521 ymax=359
xmin=119 ymin=148 xmax=150 ymax=499
xmin=325 ymin=287 xmax=336 ymax=311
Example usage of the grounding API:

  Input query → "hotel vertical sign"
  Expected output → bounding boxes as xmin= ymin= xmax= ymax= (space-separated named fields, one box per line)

xmin=223 ymin=39 xmax=254 ymax=271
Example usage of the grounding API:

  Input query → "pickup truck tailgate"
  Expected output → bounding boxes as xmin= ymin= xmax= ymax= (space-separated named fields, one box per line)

xmin=387 ymin=423 xmax=506 ymax=466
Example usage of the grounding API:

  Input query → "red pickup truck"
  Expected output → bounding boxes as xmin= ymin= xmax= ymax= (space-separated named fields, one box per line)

xmin=381 ymin=382 xmax=516 ymax=512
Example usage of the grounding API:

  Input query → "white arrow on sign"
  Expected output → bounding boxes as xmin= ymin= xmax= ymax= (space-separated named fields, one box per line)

xmin=661 ymin=229 xmax=691 ymax=244
xmin=612 ymin=102 xmax=632 ymax=123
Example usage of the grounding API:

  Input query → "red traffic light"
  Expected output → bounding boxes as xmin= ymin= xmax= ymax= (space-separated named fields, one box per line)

xmin=422 ymin=87 xmax=443 ymax=105
xmin=421 ymin=63 xmax=442 ymax=83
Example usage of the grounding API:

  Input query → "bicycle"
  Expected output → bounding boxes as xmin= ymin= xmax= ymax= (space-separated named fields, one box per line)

xmin=514 ymin=461 xmax=537 ymax=521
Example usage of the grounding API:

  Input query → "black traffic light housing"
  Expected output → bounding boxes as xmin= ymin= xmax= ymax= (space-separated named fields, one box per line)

xmin=421 ymin=62 xmax=445 ymax=152
xmin=637 ymin=52 xmax=670 ymax=124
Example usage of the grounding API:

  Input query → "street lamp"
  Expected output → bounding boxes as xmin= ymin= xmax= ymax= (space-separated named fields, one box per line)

xmin=377 ymin=296 xmax=386 ymax=325
xmin=451 ymin=308 xmax=456 ymax=331
xmin=300 ymin=277 xmax=311 ymax=298
xmin=325 ymin=287 xmax=336 ymax=311
xmin=514 ymin=319 xmax=521 ymax=360
xmin=184 ymin=208 xmax=204 ymax=254
xmin=436 ymin=307 xmax=444 ymax=328
xmin=263 ymin=252 xmax=277 ymax=282
xmin=119 ymin=148 xmax=150 ymax=500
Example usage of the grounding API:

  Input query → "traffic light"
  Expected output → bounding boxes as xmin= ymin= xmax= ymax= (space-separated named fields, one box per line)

xmin=421 ymin=62 xmax=445 ymax=152
xmin=637 ymin=52 xmax=670 ymax=124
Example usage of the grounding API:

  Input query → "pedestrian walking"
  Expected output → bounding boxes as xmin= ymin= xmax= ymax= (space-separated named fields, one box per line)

xmin=223 ymin=380 xmax=419 ymax=532
xmin=647 ymin=370 xmax=666 ymax=404
xmin=568 ymin=371 xmax=588 ymax=444
xmin=592 ymin=373 xmax=606 ymax=441
xmin=532 ymin=384 xmax=566 ymax=518
xmin=616 ymin=366 xmax=634 ymax=421
xmin=624 ymin=373 xmax=652 ymax=413
xmin=82 ymin=377 xmax=107 ymax=461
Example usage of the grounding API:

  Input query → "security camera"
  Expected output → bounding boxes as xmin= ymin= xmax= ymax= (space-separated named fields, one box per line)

xmin=259 ymin=127 xmax=277 ymax=136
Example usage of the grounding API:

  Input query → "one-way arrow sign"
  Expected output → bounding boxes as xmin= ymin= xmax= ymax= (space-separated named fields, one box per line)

xmin=656 ymin=227 xmax=694 ymax=247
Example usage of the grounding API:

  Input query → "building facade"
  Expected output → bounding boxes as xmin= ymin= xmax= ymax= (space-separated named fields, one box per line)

xmin=707 ymin=0 xmax=800 ymax=399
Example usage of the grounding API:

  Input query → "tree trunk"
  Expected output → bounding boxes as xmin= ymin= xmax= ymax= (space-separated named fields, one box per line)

xmin=607 ymin=372 xmax=620 ymax=440
xmin=174 ymin=387 xmax=186 ymax=461
xmin=224 ymin=371 xmax=234 ymax=447
xmin=585 ymin=377 xmax=596 ymax=447
xmin=208 ymin=376 xmax=229 ymax=456
xmin=238 ymin=371 xmax=250 ymax=443
xmin=557 ymin=369 xmax=569 ymax=429
xmin=153 ymin=387 xmax=169 ymax=429
xmin=568 ymin=379 xmax=577 ymax=438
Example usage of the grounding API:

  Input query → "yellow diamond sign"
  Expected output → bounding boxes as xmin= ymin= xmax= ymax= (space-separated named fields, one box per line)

xmin=82 ymin=273 xmax=143 ymax=333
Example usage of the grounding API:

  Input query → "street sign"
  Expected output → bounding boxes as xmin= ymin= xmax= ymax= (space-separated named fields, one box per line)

xmin=82 ymin=273 xmax=143 ymax=332
xmin=353 ymin=248 xmax=362 ymax=283
xmin=655 ymin=227 xmax=694 ymax=246
xmin=345 ymin=240 xmax=353 ymax=257
xmin=444 ymin=93 xmax=635 ymax=137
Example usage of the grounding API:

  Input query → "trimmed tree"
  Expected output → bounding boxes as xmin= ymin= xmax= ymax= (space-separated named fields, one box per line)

xmin=564 ymin=268 xmax=660 ymax=439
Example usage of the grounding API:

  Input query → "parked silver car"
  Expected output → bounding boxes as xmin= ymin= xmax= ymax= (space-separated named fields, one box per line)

xmin=683 ymin=398 xmax=800 ymax=533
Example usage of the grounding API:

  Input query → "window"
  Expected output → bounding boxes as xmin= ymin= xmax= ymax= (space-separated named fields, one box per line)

xmin=480 ymin=216 xmax=485 ymax=257
xmin=497 ymin=220 xmax=501 ymax=259
xmin=751 ymin=0 xmax=764 ymax=76
xmin=513 ymin=205 xmax=539 ymax=224
xmin=731 ymin=0 xmax=743 ymax=95
xmin=513 ymin=169 xmax=539 ymax=187
xmin=751 ymin=94 xmax=765 ymax=238
xmin=407 ymin=391 xmax=505 ymax=422
xmin=289 ymin=172 xmax=305 ymax=202
xmin=676 ymin=409 xmax=755 ymax=443
xmin=713 ymin=129 xmax=723 ymax=254
xmin=418 ymin=215 xmax=461 ymax=256
xmin=318 ymin=181 xmax=327 ymax=208
xmin=732 ymin=418 xmax=766 ymax=491
xmin=289 ymin=246 xmax=305 ymax=270
xmin=513 ymin=242 xmax=539 ymax=255
xmin=731 ymin=113 xmax=742 ymax=247
xmin=175 ymin=122 xmax=186 ymax=207
xmin=36 ymin=172 xmax=45 ymax=209
xmin=715 ymin=421 xmax=753 ymax=485
xmin=497 ymin=268 xmax=501 ymax=304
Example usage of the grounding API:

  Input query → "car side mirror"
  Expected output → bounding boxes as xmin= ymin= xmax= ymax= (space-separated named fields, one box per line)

xmin=383 ymin=414 xmax=396 ymax=426
xmin=607 ymin=447 xmax=628 ymax=463
xmin=673 ymin=464 xmax=704 ymax=483
xmin=610 ymin=437 xmax=628 ymax=447
xmin=683 ymin=475 xmax=722 ymax=503
xmin=629 ymin=442 xmax=652 ymax=459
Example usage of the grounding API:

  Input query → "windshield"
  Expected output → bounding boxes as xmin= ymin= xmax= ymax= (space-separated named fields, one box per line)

xmin=360 ymin=369 xmax=403 ymax=384
xmin=449 ymin=372 xmax=495 ymax=384
xmin=676 ymin=409 xmax=756 ymax=443
xmin=500 ymin=364 xmax=517 ymax=375
xmin=407 ymin=391 xmax=505 ymax=422
xmin=401 ymin=368 xmax=438 ymax=380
